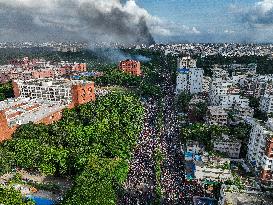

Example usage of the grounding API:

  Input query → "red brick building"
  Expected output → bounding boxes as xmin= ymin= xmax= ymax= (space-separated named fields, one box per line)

xmin=32 ymin=69 xmax=55 ymax=79
xmin=0 ymin=79 xmax=95 ymax=142
xmin=73 ymin=63 xmax=87 ymax=72
xmin=119 ymin=60 xmax=141 ymax=76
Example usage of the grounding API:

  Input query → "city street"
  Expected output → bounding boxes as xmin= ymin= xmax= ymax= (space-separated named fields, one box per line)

xmin=119 ymin=55 xmax=204 ymax=205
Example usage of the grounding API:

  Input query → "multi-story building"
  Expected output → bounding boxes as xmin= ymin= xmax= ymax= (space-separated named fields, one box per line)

xmin=202 ymin=76 xmax=211 ymax=94
xmin=209 ymin=79 xmax=232 ymax=105
xmin=240 ymin=75 xmax=273 ymax=98
xmin=176 ymin=57 xmax=204 ymax=94
xmin=0 ymin=79 xmax=95 ymax=142
xmin=209 ymin=78 xmax=251 ymax=112
xmin=0 ymin=57 xmax=88 ymax=83
xmin=177 ymin=56 xmax=197 ymax=68
xmin=186 ymin=140 xmax=205 ymax=155
xmin=118 ymin=60 xmax=141 ymax=76
xmin=247 ymin=118 xmax=273 ymax=186
xmin=206 ymin=106 xmax=228 ymax=125
xmin=211 ymin=66 xmax=228 ymax=79
xmin=260 ymin=92 xmax=273 ymax=114
xmin=212 ymin=134 xmax=242 ymax=158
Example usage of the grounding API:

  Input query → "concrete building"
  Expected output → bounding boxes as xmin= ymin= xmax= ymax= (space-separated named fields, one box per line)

xmin=247 ymin=118 xmax=273 ymax=186
xmin=176 ymin=57 xmax=204 ymax=94
xmin=195 ymin=158 xmax=232 ymax=181
xmin=202 ymin=76 xmax=211 ymax=94
xmin=233 ymin=105 xmax=254 ymax=118
xmin=0 ymin=57 xmax=88 ymax=82
xmin=240 ymin=75 xmax=273 ymax=98
xmin=119 ymin=60 xmax=141 ymax=76
xmin=212 ymin=134 xmax=242 ymax=158
xmin=206 ymin=106 xmax=228 ymax=125
xmin=211 ymin=66 xmax=228 ymax=79
xmin=209 ymin=79 xmax=246 ymax=107
xmin=0 ymin=79 xmax=95 ymax=142
xmin=219 ymin=185 xmax=273 ymax=205
xmin=209 ymin=78 xmax=252 ymax=119
xmin=177 ymin=56 xmax=196 ymax=68
xmin=13 ymin=79 xmax=95 ymax=107
xmin=260 ymin=92 xmax=273 ymax=114
xmin=186 ymin=141 xmax=205 ymax=155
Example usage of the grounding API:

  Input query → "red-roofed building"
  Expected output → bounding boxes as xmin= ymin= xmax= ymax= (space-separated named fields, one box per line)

xmin=0 ymin=79 xmax=95 ymax=142
xmin=119 ymin=60 xmax=141 ymax=76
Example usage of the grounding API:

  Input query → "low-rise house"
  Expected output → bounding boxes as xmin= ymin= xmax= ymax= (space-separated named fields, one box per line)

xmin=219 ymin=185 xmax=273 ymax=205
xmin=186 ymin=140 xmax=205 ymax=155
xmin=194 ymin=158 xmax=232 ymax=181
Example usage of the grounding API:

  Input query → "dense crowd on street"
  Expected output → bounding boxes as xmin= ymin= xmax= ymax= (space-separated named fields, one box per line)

xmin=119 ymin=56 xmax=206 ymax=205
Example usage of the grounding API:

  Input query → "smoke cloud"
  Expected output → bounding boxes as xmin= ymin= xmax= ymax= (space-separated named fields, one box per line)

xmin=0 ymin=0 xmax=155 ymax=45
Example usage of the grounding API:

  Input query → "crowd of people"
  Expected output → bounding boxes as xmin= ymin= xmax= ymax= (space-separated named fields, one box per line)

xmin=119 ymin=57 xmax=206 ymax=205
xmin=118 ymin=100 xmax=159 ymax=204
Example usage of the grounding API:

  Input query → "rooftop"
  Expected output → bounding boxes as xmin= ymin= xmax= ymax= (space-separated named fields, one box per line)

xmin=208 ymin=106 xmax=228 ymax=115
xmin=14 ymin=78 xmax=93 ymax=88
xmin=0 ymin=97 xmax=65 ymax=127
xmin=213 ymin=134 xmax=241 ymax=143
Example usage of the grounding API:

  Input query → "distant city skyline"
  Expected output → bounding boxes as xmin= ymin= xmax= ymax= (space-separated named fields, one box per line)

xmin=0 ymin=0 xmax=273 ymax=43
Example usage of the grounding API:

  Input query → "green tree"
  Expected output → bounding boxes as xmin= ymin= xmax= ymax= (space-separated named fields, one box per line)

xmin=176 ymin=91 xmax=192 ymax=113
xmin=0 ymin=186 xmax=34 ymax=205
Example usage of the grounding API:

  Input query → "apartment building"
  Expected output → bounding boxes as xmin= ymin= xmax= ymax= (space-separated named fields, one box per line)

xmin=211 ymin=66 xmax=228 ymax=79
xmin=209 ymin=79 xmax=232 ymax=105
xmin=206 ymin=106 xmax=228 ymax=125
xmin=247 ymin=118 xmax=273 ymax=186
xmin=118 ymin=60 xmax=141 ymax=76
xmin=240 ymin=75 xmax=273 ymax=98
xmin=0 ymin=57 xmax=88 ymax=82
xmin=177 ymin=56 xmax=197 ymax=68
xmin=212 ymin=134 xmax=242 ymax=158
xmin=260 ymin=92 xmax=273 ymax=114
xmin=209 ymin=78 xmax=251 ymax=113
xmin=202 ymin=76 xmax=211 ymax=94
xmin=186 ymin=140 xmax=205 ymax=155
xmin=176 ymin=57 xmax=204 ymax=94
xmin=0 ymin=79 xmax=95 ymax=142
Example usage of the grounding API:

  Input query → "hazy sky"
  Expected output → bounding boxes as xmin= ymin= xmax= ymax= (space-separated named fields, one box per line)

xmin=0 ymin=0 xmax=273 ymax=43
xmin=137 ymin=0 xmax=273 ymax=43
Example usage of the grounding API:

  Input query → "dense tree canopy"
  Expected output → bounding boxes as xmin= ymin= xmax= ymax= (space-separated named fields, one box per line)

xmin=61 ymin=156 xmax=128 ymax=205
xmin=0 ymin=186 xmax=34 ymax=205
xmin=175 ymin=91 xmax=192 ymax=113
xmin=181 ymin=123 xmax=229 ymax=151
xmin=0 ymin=81 xmax=14 ymax=101
xmin=0 ymin=91 xmax=144 ymax=203
xmin=1 ymin=92 xmax=144 ymax=176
